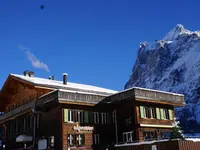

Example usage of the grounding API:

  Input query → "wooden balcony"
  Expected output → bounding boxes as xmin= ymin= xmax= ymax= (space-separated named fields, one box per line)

xmin=134 ymin=88 xmax=185 ymax=106
xmin=0 ymin=100 xmax=34 ymax=122
xmin=36 ymin=90 xmax=106 ymax=107
xmin=109 ymin=88 xmax=184 ymax=106
xmin=0 ymin=90 xmax=107 ymax=122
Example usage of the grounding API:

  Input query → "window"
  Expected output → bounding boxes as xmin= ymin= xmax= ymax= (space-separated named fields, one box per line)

xmin=168 ymin=109 xmax=173 ymax=120
xmin=144 ymin=107 xmax=149 ymax=118
xmin=77 ymin=134 xmax=84 ymax=145
xmin=163 ymin=109 xmax=169 ymax=120
xmin=68 ymin=134 xmax=75 ymax=146
xmin=160 ymin=132 xmax=171 ymax=139
xmin=67 ymin=134 xmax=85 ymax=146
xmin=112 ymin=111 xmax=116 ymax=123
xmin=149 ymin=107 xmax=156 ymax=119
xmin=156 ymin=108 xmax=161 ymax=119
xmin=68 ymin=110 xmax=75 ymax=122
xmin=100 ymin=113 xmax=107 ymax=124
xmin=143 ymin=132 xmax=156 ymax=141
xmin=77 ymin=111 xmax=84 ymax=123
xmin=93 ymin=112 xmax=99 ymax=124
xmin=64 ymin=109 xmax=85 ymax=123
xmin=140 ymin=106 xmax=160 ymax=119
xmin=94 ymin=134 xmax=100 ymax=144
xmin=48 ymin=136 xmax=54 ymax=148
xmin=123 ymin=132 xmax=133 ymax=143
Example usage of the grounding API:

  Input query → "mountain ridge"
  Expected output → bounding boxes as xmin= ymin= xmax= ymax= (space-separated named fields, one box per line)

xmin=125 ymin=24 xmax=200 ymax=132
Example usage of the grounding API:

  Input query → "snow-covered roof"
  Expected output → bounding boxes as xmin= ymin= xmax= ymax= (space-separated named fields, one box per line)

xmin=118 ymin=86 xmax=184 ymax=96
xmin=10 ymin=74 xmax=117 ymax=95
xmin=132 ymin=86 xmax=184 ymax=96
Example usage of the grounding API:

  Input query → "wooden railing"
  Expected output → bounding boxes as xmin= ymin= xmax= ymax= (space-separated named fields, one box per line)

xmin=58 ymin=91 xmax=105 ymax=104
xmin=108 ymin=88 xmax=184 ymax=105
xmin=134 ymin=88 xmax=184 ymax=105
xmin=0 ymin=90 xmax=107 ymax=121
xmin=0 ymin=100 xmax=34 ymax=121
xmin=36 ymin=90 xmax=58 ymax=107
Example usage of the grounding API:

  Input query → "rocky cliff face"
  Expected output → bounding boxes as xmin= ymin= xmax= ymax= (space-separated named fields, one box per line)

xmin=125 ymin=24 xmax=200 ymax=132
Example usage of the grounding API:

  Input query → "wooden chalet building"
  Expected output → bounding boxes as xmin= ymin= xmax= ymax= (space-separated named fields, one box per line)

xmin=101 ymin=87 xmax=185 ymax=144
xmin=0 ymin=71 xmax=184 ymax=150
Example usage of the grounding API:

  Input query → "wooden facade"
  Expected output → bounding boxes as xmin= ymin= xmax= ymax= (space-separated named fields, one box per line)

xmin=0 ymin=72 xmax=184 ymax=150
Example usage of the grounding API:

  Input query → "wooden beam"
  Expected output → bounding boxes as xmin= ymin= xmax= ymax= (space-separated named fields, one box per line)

xmin=135 ymin=97 xmax=184 ymax=106
xmin=58 ymin=100 xmax=96 ymax=106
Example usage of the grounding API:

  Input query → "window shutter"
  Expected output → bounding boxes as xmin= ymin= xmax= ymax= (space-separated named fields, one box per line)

xmin=64 ymin=109 xmax=68 ymax=122
xmin=88 ymin=111 xmax=93 ymax=123
xmin=156 ymin=108 xmax=160 ymax=119
xmin=84 ymin=111 xmax=89 ymax=123
xmin=140 ymin=106 xmax=144 ymax=118
xmin=160 ymin=109 xmax=164 ymax=120
xmin=168 ymin=109 xmax=173 ymax=120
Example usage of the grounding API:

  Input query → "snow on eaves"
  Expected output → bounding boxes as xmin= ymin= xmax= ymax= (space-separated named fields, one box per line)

xmin=10 ymin=74 xmax=117 ymax=95
xmin=116 ymin=86 xmax=184 ymax=97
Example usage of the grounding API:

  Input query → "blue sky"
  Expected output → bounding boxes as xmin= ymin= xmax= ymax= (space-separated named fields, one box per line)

xmin=1 ymin=0 xmax=200 ymax=91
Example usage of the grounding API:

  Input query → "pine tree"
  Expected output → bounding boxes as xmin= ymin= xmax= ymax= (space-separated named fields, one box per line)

xmin=170 ymin=118 xmax=185 ymax=140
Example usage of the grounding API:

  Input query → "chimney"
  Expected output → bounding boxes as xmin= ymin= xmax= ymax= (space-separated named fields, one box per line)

xmin=63 ymin=73 xmax=68 ymax=85
xmin=52 ymin=76 xmax=55 ymax=80
xmin=48 ymin=76 xmax=51 ymax=80
xmin=28 ymin=71 xmax=34 ymax=77
xmin=23 ymin=70 xmax=29 ymax=77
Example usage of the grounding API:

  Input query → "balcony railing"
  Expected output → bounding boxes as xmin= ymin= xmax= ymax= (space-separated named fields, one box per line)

xmin=134 ymin=88 xmax=184 ymax=105
xmin=58 ymin=90 xmax=106 ymax=104
xmin=108 ymin=88 xmax=184 ymax=105
xmin=0 ymin=100 xmax=34 ymax=121
xmin=36 ymin=90 xmax=58 ymax=107
xmin=0 ymin=90 xmax=107 ymax=122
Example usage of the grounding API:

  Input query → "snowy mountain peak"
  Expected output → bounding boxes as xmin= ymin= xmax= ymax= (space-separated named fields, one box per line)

xmin=162 ymin=24 xmax=191 ymax=41
xmin=125 ymin=25 xmax=200 ymax=132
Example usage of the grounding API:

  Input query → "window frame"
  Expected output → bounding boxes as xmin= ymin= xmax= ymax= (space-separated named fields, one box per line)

xmin=68 ymin=110 xmax=75 ymax=122
xmin=100 ymin=113 xmax=107 ymax=124
xmin=123 ymin=131 xmax=133 ymax=143
xmin=93 ymin=112 xmax=99 ymax=124
xmin=163 ymin=109 xmax=169 ymax=120
xmin=149 ymin=107 xmax=156 ymax=119
xmin=143 ymin=131 xmax=156 ymax=141
xmin=94 ymin=134 xmax=100 ymax=145
xmin=68 ymin=134 xmax=75 ymax=146
xmin=112 ymin=111 xmax=116 ymax=123
xmin=77 ymin=110 xmax=84 ymax=123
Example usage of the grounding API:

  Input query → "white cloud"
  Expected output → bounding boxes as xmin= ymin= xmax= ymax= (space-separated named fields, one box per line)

xmin=19 ymin=44 xmax=50 ymax=72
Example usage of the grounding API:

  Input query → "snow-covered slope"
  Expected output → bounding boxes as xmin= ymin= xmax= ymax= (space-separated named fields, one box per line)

xmin=125 ymin=24 xmax=200 ymax=132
